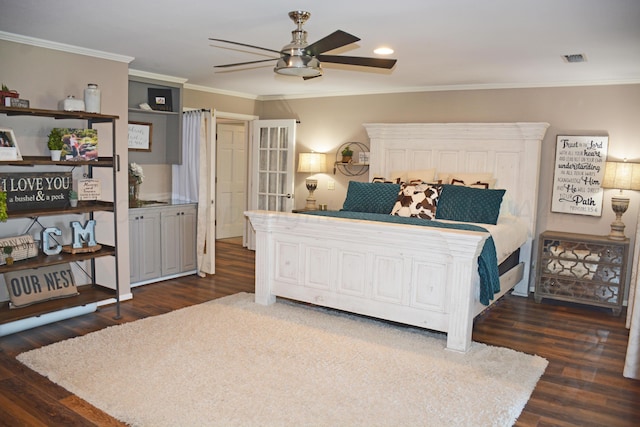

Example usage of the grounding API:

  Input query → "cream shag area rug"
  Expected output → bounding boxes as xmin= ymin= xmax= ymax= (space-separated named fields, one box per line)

xmin=18 ymin=293 xmax=547 ymax=427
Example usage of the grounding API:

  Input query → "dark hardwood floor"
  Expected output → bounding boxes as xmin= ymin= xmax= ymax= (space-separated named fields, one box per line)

xmin=0 ymin=238 xmax=638 ymax=426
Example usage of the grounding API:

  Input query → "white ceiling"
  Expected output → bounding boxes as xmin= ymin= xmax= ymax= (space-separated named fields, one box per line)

xmin=1 ymin=0 xmax=639 ymax=99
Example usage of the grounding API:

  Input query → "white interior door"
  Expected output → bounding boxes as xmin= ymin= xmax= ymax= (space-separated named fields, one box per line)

xmin=246 ymin=119 xmax=297 ymax=250
xmin=216 ymin=122 xmax=246 ymax=239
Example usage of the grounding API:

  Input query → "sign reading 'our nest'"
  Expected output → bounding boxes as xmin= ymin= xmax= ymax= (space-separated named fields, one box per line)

xmin=0 ymin=172 xmax=71 ymax=211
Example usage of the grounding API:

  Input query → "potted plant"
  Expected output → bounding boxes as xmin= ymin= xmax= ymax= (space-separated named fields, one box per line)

xmin=47 ymin=128 xmax=64 ymax=161
xmin=341 ymin=145 xmax=354 ymax=163
xmin=0 ymin=191 xmax=7 ymax=223
xmin=3 ymin=245 xmax=14 ymax=266
xmin=69 ymin=190 xmax=78 ymax=208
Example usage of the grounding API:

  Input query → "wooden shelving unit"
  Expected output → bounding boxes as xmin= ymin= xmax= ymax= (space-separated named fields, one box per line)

xmin=0 ymin=106 xmax=121 ymax=327
xmin=6 ymin=201 xmax=113 ymax=219
xmin=0 ymin=106 xmax=117 ymax=122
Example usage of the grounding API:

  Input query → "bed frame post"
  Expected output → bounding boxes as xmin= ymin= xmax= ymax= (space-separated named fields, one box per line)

xmin=445 ymin=235 xmax=487 ymax=352
xmin=247 ymin=212 xmax=276 ymax=306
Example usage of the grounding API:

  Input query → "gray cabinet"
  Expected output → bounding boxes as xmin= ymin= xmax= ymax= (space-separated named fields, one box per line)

xmin=129 ymin=208 xmax=161 ymax=285
xmin=129 ymin=204 xmax=196 ymax=286
xmin=128 ymin=75 xmax=183 ymax=164
xmin=161 ymin=205 xmax=197 ymax=276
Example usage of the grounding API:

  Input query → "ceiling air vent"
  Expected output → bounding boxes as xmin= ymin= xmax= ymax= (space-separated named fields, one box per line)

xmin=562 ymin=53 xmax=587 ymax=63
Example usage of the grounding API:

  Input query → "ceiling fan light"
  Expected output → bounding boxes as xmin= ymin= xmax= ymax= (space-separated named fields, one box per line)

xmin=274 ymin=56 xmax=322 ymax=77
xmin=374 ymin=47 xmax=394 ymax=55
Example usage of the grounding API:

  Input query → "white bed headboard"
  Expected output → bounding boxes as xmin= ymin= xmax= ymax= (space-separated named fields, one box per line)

xmin=363 ymin=122 xmax=550 ymax=238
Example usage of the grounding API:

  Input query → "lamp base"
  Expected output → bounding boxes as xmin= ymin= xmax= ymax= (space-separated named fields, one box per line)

xmin=608 ymin=221 xmax=626 ymax=240
xmin=305 ymin=197 xmax=317 ymax=210
xmin=305 ymin=178 xmax=318 ymax=210
xmin=608 ymin=195 xmax=629 ymax=240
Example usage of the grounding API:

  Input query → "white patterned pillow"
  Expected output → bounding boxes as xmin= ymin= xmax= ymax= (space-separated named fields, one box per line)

xmin=390 ymin=182 xmax=443 ymax=219
xmin=388 ymin=168 xmax=437 ymax=184
xmin=438 ymin=172 xmax=496 ymax=188
xmin=451 ymin=178 xmax=493 ymax=189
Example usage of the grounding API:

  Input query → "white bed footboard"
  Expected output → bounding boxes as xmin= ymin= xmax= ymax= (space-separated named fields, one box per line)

xmin=247 ymin=122 xmax=548 ymax=352
xmin=246 ymin=210 xmax=489 ymax=352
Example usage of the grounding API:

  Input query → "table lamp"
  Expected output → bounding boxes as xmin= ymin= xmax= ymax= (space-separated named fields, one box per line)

xmin=298 ymin=152 xmax=327 ymax=210
xmin=602 ymin=160 xmax=640 ymax=240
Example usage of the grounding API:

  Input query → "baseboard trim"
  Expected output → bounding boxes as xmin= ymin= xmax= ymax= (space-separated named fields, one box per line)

xmin=0 ymin=303 xmax=97 ymax=337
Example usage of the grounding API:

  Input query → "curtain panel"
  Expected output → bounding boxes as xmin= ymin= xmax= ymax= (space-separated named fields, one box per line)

xmin=173 ymin=110 xmax=214 ymax=276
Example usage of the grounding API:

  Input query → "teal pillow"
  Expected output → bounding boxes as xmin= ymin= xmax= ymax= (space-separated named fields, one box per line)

xmin=342 ymin=181 xmax=401 ymax=214
xmin=435 ymin=184 xmax=506 ymax=225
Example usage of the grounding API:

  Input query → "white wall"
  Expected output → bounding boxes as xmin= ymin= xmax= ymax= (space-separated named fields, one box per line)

xmin=258 ymin=85 xmax=640 ymax=235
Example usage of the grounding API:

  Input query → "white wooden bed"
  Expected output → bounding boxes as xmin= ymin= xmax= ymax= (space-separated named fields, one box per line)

xmin=246 ymin=122 xmax=549 ymax=352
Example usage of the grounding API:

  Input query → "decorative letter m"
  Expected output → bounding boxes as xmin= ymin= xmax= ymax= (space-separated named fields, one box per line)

xmin=71 ymin=220 xmax=97 ymax=249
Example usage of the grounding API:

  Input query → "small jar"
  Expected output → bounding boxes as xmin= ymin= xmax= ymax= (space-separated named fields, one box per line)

xmin=84 ymin=83 xmax=101 ymax=113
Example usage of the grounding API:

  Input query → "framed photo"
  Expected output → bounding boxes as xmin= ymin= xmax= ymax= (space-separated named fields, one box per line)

xmin=358 ymin=151 xmax=370 ymax=165
xmin=56 ymin=128 xmax=98 ymax=161
xmin=551 ymin=135 xmax=608 ymax=216
xmin=128 ymin=121 xmax=153 ymax=152
xmin=147 ymin=88 xmax=173 ymax=112
xmin=0 ymin=127 xmax=22 ymax=161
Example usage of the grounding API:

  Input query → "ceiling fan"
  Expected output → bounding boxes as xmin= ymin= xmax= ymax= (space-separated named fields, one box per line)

xmin=209 ymin=10 xmax=397 ymax=79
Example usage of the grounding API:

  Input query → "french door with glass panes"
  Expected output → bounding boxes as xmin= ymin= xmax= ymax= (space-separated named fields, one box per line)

xmin=251 ymin=120 xmax=296 ymax=211
xmin=246 ymin=119 xmax=296 ymax=248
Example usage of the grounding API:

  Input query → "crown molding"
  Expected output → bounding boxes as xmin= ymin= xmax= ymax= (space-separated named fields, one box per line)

xmin=0 ymin=31 xmax=134 ymax=63
xmin=129 ymin=69 xmax=188 ymax=84
xmin=256 ymin=78 xmax=640 ymax=101
xmin=183 ymin=83 xmax=258 ymax=100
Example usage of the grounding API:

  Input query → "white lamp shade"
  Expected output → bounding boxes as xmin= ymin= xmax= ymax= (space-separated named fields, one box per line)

xmin=602 ymin=161 xmax=640 ymax=190
xmin=297 ymin=152 xmax=327 ymax=173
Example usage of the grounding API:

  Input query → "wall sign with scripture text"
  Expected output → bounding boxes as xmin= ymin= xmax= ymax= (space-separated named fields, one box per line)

xmin=551 ymin=135 xmax=608 ymax=216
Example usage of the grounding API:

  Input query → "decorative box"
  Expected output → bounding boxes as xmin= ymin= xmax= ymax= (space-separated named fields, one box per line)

xmin=0 ymin=90 xmax=19 ymax=106
xmin=0 ymin=235 xmax=38 ymax=265
xmin=58 ymin=95 xmax=85 ymax=112
xmin=5 ymin=98 xmax=30 ymax=108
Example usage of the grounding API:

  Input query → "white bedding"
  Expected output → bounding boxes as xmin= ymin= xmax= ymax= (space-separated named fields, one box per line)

xmin=437 ymin=215 xmax=529 ymax=264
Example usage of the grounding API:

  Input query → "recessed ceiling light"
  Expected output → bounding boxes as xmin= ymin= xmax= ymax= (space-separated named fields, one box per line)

xmin=562 ymin=53 xmax=587 ymax=63
xmin=374 ymin=47 xmax=394 ymax=55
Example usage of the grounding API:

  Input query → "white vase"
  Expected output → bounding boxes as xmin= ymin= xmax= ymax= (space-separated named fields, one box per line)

xmin=69 ymin=199 xmax=78 ymax=208
xmin=50 ymin=150 xmax=62 ymax=161
xmin=84 ymin=83 xmax=101 ymax=113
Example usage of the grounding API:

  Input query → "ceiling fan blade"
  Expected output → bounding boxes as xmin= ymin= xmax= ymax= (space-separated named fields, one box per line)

xmin=209 ymin=38 xmax=282 ymax=55
xmin=317 ymin=55 xmax=397 ymax=69
xmin=214 ymin=58 xmax=278 ymax=68
xmin=306 ymin=30 xmax=360 ymax=56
